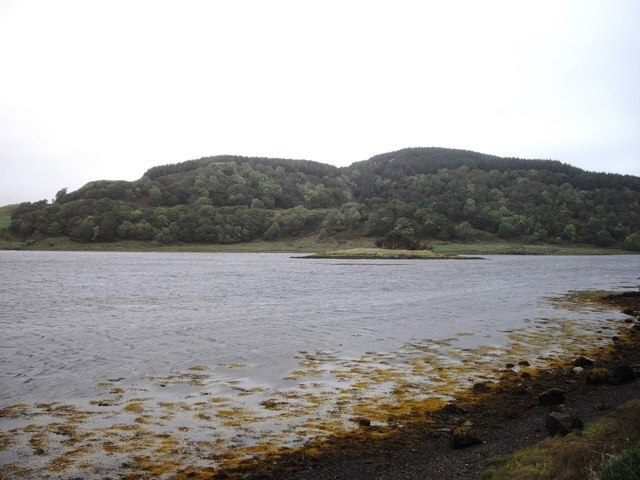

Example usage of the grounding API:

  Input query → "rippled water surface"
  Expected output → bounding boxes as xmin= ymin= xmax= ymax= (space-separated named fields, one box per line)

xmin=1 ymin=251 xmax=638 ymax=406
xmin=2 ymin=251 xmax=640 ymax=477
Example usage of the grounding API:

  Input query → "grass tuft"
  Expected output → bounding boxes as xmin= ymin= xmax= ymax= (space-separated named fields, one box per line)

xmin=590 ymin=442 xmax=640 ymax=480
xmin=484 ymin=399 xmax=640 ymax=480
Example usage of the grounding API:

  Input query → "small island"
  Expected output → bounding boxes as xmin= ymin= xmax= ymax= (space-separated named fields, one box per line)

xmin=298 ymin=247 xmax=483 ymax=260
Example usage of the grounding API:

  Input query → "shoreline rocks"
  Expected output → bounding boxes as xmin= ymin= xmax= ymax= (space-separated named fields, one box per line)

xmin=609 ymin=365 xmax=635 ymax=385
xmin=545 ymin=406 xmax=583 ymax=437
xmin=586 ymin=368 xmax=610 ymax=385
xmin=538 ymin=388 xmax=565 ymax=406
xmin=449 ymin=424 xmax=482 ymax=449
xmin=573 ymin=356 xmax=594 ymax=367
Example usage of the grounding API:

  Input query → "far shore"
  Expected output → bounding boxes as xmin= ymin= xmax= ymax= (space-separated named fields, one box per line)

xmin=0 ymin=236 xmax=636 ymax=256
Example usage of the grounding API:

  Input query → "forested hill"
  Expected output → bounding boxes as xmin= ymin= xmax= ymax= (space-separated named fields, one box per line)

xmin=346 ymin=148 xmax=640 ymax=193
xmin=6 ymin=148 xmax=640 ymax=249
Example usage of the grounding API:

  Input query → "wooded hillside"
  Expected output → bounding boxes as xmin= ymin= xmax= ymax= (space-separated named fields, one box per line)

xmin=6 ymin=148 xmax=640 ymax=249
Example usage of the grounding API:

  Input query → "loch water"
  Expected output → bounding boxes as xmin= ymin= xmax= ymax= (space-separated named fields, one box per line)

xmin=1 ymin=251 xmax=638 ymax=406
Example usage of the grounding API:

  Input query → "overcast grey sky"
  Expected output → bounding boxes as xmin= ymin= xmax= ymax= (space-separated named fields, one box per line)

xmin=1 ymin=0 xmax=639 ymax=205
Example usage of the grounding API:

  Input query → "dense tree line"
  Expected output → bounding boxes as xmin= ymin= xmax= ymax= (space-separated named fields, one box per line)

xmin=7 ymin=149 xmax=640 ymax=249
xmin=144 ymin=155 xmax=341 ymax=180
xmin=344 ymin=148 xmax=640 ymax=197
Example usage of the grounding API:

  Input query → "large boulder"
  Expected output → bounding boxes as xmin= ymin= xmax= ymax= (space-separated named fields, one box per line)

xmin=545 ymin=407 xmax=583 ymax=436
xmin=573 ymin=356 xmax=594 ymax=367
xmin=572 ymin=366 xmax=584 ymax=376
xmin=440 ymin=403 xmax=466 ymax=415
xmin=538 ymin=388 xmax=565 ymax=406
xmin=472 ymin=381 xmax=495 ymax=393
xmin=449 ymin=425 xmax=482 ymax=449
xmin=609 ymin=365 xmax=636 ymax=385
xmin=586 ymin=368 xmax=610 ymax=385
xmin=512 ymin=382 xmax=533 ymax=396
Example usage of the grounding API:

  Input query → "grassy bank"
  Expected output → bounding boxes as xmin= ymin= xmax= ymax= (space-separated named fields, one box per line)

xmin=0 ymin=235 xmax=373 ymax=253
xmin=484 ymin=399 xmax=640 ymax=480
xmin=0 ymin=235 xmax=636 ymax=255
xmin=430 ymin=240 xmax=634 ymax=256
xmin=482 ymin=291 xmax=640 ymax=480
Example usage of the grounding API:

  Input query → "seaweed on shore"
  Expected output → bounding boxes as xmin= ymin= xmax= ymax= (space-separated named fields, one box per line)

xmin=1 ymin=290 xmax=638 ymax=479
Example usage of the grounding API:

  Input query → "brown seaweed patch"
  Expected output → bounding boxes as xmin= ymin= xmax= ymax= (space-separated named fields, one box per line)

xmin=28 ymin=430 xmax=48 ymax=455
xmin=0 ymin=433 xmax=13 ymax=451
xmin=216 ymin=408 xmax=265 ymax=428
xmin=283 ymin=369 xmax=312 ymax=380
xmin=128 ymin=452 xmax=184 ymax=480
xmin=90 ymin=399 xmax=118 ymax=407
xmin=208 ymin=397 xmax=228 ymax=404
xmin=0 ymin=463 xmax=35 ymax=479
xmin=47 ymin=446 xmax=91 ymax=472
xmin=102 ymin=440 xmax=128 ymax=454
xmin=231 ymin=386 xmax=266 ymax=397
xmin=0 ymin=404 xmax=29 ymax=419
xmin=108 ymin=424 xmax=141 ymax=432
xmin=49 ymin=423 xmax=80 ymax=441
xmin=146 ymin=372 xmax=212 ymax=387
xmin=123 ymin=402 xmax=145 ymax=414
xmin=261 ymin=400 xmax=290 ymax=411
xmin=158 ymin=401 xmax=180 ymax=410
xmin=40 ymin=403 xmax=93 ymax=421
xmin=226 ymin=363 xmax=249 ymax=369
xmin=134 ymin=415 xmax=156 ymax=425
xmin=550 ymin=290 xmax=620 ymax=312
xmin=188 ymin=365 xmax=209 ymax=371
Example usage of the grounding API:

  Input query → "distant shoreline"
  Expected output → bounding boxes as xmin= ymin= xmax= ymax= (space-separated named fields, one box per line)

xmin=0 ymin=236 xmax=636 ymax=256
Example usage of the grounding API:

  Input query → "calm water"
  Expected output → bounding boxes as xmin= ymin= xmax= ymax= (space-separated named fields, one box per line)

xmin=1 ymin=251 xmax=638 ymax=406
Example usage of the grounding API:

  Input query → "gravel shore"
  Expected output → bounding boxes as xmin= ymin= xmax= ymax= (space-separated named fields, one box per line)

xmin=289 ymin=380 xmax=639 ymax=480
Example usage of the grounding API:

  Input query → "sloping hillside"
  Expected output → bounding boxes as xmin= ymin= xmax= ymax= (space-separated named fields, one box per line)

xmin=5 ymin=148 xmax=640 ymax=249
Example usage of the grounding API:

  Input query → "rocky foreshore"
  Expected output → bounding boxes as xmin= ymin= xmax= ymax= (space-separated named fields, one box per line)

xmin=207 ymin=291 xmax=640 ymax=480
xmin=2 ymin=291 xmax=638 ymax=480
